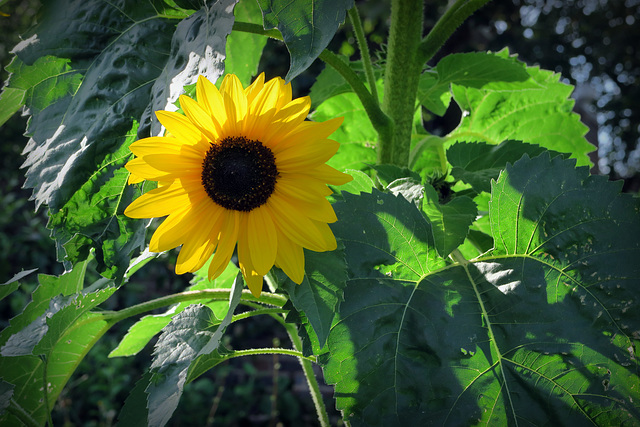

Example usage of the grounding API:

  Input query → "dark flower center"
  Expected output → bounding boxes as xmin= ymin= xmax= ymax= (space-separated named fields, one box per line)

xmin=201 ymin=136 xmax=278 ymax=211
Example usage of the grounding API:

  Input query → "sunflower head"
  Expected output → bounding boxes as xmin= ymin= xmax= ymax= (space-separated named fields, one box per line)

xmin=125 ymin=73 xmax=352 ymax=296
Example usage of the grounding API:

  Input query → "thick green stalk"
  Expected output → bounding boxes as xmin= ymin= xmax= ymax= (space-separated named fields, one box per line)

xmin=417 ymin=0 xmax=493 ymax=65
xmin=380 ymin=0 xmax=424 ymax=166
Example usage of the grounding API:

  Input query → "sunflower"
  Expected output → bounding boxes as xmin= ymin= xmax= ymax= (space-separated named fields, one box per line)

xmin=124 ymin=73 xmax=352 ymax=296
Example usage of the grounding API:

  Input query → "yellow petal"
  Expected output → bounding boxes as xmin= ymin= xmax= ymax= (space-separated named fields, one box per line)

xmin=276 ymin=139 xmax=340 ymax=171
xmin=150 ymin=199 xmax=217 ymax=252
xmin=244 ymin=72 xmax=265 ymax=104
xmin=275 ymin=234 xmax=305 ymax=284
xmin=125 ymin=181 xmax=193 ymax=218
xmin=156 ymin=110 xmax=205 ymax=145
xmin=237 ymin=216 xmax=265 ymax=296
xmin=220 ymin=74 xmax=248 ymax=137
xmin=208 ymin=209 xmax=240 ymax=279
xmin=276 ymin=175 xmax=333 ymax=202
xmin=196 ymin=75 xmax=227 ymax=124
xmin=125 ymin=157 xmax=173 ymax=181
xmin=246 ymin=206 xmax=278 ymax=275
xmin=306 ymin=164 xmax=353 ymax=186
xmin=267 ymin=193 xmax=335 ymax=252
xmin=179 ymin=94 xmax=221 ymax=141
xmin=142 ymin=153 xmax=202 ymax=175
xmin=175 ymin=203 xmax=224 ymax=274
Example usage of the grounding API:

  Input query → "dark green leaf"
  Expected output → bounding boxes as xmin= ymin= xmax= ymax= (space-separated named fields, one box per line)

xmin=323 ymin=155 xmax=640 ymax=425
xmin=258 ymin=0 xmax=354 ymax=81
xmin=145 ymin=273 xmax=243 ymax=426
xmin=0 ymin=56 xmax=82 ymax=127
xmin=0 ymin=380 xmax=14 ymax=416
xmin=422 ymin=184 xmax=477 ymax=257
xmin=117 ymin=372 xmax=152 ymax=427
xmin=11 ymin=0 xmax=236 ymax=280
xmin=447 ymin=140 xmax=568 ymax=193
xmin=275 ymin=243 xmax=347 ymax=348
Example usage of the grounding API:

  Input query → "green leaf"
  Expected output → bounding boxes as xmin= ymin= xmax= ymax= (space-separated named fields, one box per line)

xmin=0 ymin=56 xmax=82 ymax=127
xmin=145 ymin=273 xmax=243 ymax=426
xmin=258 ymin=0 xmax=354 ymax=81
xmin=274 ymin=243 xmax=347 ymax=349
xmin=12 ymin=0 xmax=236 ymax=280
xmin=0 ymin=269 xmax=37 ymax=302
xmin=225 ymin=0 xmax=268 ymax=86
xmin=323 ymin=154 xmax=640 ymax=425
xmin=446 ymin=50 xmax=594 ymax=167
xmin=0 ymin=261 xmax=115 ymax=426
xmin=117 ymin=372 xmax=152 ymax=427
xmin=422 ymin=184 xmax=477 ymax=258
xmin=333 ymin=169 xmax=374 ymax=196
xmin=109 ymin=260 xmax=239 ymax=358
xmin=312 ymin=89 xmax=378 ymax=171
xmin=0 ymin=380 xmax=14 ymax=416
xmin=447 ymin=140 xmax=569 ymax=194
xmin=146 ymin=0 xmax=236 ymax=135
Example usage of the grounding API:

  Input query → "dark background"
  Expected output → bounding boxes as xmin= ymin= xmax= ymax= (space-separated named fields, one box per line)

xmin=1 ymin=0 xmax=638 ymax=425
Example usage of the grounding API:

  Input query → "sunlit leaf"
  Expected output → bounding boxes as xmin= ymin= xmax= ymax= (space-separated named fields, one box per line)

xmin=323 ymin=154 xmax=640 ymax=425
xmin=258 ymin=0 xmax=354 ymax=81
xmin=145 ymin=273 xmax=243 ymax=427
xmin=447 ymin=50 xmax=594 ymax=167
xmin=0 ymin=260 xmax=115 ymax=426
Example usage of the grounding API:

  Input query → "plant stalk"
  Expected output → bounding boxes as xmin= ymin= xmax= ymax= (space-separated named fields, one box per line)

xmin=101 ymin=289 xmax=288 ymax=323
xmin=284 ymin=322 xmax=331 ymax=427
xmin=348 ymin=6 xmax=379 ymax=103
xmin=417 ymin=0 xmax=493 ymax=66
xmin=380 ymin=0 xmax=425 ymax=167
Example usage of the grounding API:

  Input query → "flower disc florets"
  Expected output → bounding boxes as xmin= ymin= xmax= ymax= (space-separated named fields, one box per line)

xmin=201 ymin=136 xmax=278 ymax=212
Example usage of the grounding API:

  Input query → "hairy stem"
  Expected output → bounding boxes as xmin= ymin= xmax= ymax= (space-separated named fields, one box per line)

xmin=380 ymin=0 xmax=424 ymax=166
xmin=348 ymin=6 xmax=379 ymax=103
xmin=284 ymin=322 xmax=331 ymax=427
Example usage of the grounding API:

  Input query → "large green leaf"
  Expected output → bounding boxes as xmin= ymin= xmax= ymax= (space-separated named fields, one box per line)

xmin=144 ymin=273 xmax=243 ymax=426
xmin=445 ymin=50 xmax=594 ymax=167
xmin=0 ymin=261 xmax=116 ymax=426
xmin=323 ymin=154 xmax=640 ymax=425
xmin=257 ymin=0 xmax=354 ymax=81
xmin=8 ymin=0 xmax=236 ymax=280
